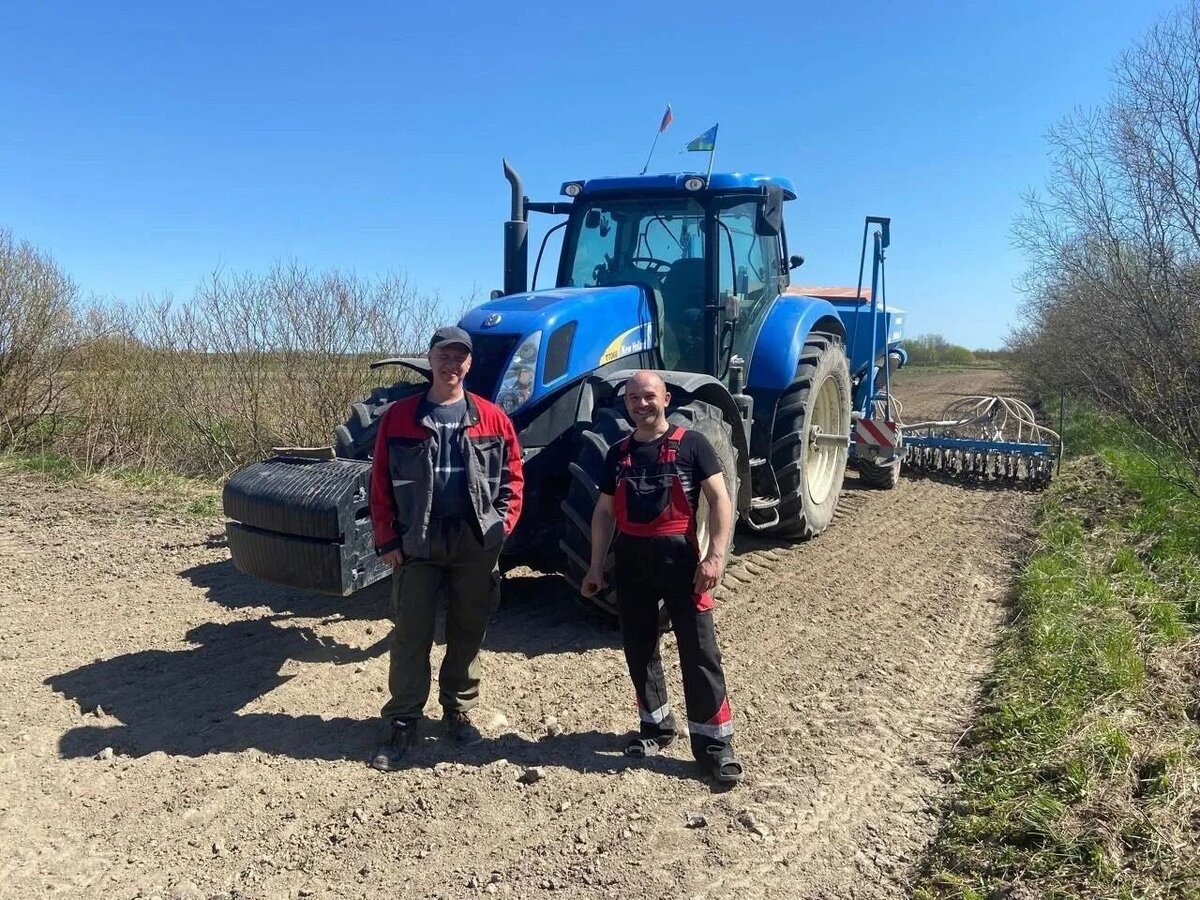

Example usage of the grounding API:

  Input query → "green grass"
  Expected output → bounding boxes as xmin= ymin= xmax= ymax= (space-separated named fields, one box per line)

xmin=1 ymin=450 xmax=222 ymax=520
xmin=0 ymin=449 xmax=85 ymax=479
xmin=184 ymin=494 xmax=220 ymax=518
xmin=913 ymin=414 xmax=1200 ymax=899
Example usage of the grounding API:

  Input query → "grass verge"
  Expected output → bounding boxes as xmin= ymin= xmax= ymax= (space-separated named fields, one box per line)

xmin=913 ymin=425 xmax=1200 ymax=899
xmin=0 ymin=451 xmax=222 ymax=520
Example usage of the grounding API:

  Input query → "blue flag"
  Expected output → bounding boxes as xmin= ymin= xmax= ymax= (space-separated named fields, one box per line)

xmin=686 ymin=124 xmax=718 ymax=152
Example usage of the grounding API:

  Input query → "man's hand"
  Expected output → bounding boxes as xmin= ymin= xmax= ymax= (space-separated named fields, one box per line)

xmin=381 ymin=549 xmax=404 ymax=568
xmin=581 ymin=566 xmax=605 ymax=598
xmin=693 ymin=554 xmax=723 ymax=595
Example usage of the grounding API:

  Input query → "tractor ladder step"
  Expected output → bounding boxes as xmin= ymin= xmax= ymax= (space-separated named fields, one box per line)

xmin=745 ymin=457 xmax=782 ymax=527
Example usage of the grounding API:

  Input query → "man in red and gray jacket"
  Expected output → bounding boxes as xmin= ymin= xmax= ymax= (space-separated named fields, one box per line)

xmin=368 ymin=325 xmax=524 ymax=771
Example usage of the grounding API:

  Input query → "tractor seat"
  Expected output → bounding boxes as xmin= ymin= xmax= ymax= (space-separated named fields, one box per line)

xmin=659 ymin=257 xmax=706 ymax=370
xmin=660 ymin=257 xmax=705 ymax=322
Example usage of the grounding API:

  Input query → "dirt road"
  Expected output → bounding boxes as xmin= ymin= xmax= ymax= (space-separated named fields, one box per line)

xmin=0 ymin=368 xmax=1037 ymax=900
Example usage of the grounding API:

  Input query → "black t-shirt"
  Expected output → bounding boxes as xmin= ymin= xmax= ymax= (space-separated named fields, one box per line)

xmin=420 ymin=396 xmax=471 ymax=518
xmin=600 ymin=429 xmax=724 ymax=514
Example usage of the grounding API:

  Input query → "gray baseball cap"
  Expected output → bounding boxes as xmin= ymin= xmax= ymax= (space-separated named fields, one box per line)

xmin=429 ymin=325 xmax=473 ymax=352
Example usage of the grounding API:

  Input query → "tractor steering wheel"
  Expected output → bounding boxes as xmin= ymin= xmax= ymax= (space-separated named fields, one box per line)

xmin=628 ymin=257 xmax=675 ymax=275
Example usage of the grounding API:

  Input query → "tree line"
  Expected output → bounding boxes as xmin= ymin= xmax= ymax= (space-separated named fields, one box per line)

xmin=0 ymin=229 xmax=451 ymax=476
xmin=903 ymin=334 xmax=1011 ymax=368
xmin=1010 ymin=2 xmax=1200 ymax=493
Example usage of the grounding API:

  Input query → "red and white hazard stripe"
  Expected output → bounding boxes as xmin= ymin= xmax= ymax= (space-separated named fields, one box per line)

xmin=689 ymin=698 xmax=733 ymax=740
xmin=855 ymin=419 xmax=900 ymax=449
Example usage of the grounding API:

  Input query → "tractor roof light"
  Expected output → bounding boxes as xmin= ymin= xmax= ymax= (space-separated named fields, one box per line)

xmin=562 ymin=182 xmax=583 ymax=197
xmin=684 ymin=176 xmax=705 ymax=192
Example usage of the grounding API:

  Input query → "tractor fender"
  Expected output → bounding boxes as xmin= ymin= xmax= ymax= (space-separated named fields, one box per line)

xmin=585 ymin=369 xmax=752 ymax=514
xmin=746 ymin=295 xmax=846 ymax=392
xmin=367 ymin=356 xmax=432 ymax=380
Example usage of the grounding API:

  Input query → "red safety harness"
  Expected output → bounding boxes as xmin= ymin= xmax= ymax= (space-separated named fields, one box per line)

xmin=612 ymin=425 xmax=695 ymax=539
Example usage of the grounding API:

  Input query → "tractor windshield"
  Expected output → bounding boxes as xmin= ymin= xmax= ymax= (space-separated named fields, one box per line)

xmin=561 ymin=196 xmax=707 ymax=369
xmin=563 ymin=197 xmax=706 ymax=290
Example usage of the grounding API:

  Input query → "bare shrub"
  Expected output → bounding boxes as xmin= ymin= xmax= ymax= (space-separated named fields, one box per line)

xmin=0 ymin=230 xmax=79 ymax=449
xmin=140 ymin=264 xmax=449 ymax=475
xmin=0 ymin=225 xmax=456 ymax=476
xmin=66 ymin=301 xmax=174 ymax=471
xmin=1013 ymin=2 xmax=1200 ymax=490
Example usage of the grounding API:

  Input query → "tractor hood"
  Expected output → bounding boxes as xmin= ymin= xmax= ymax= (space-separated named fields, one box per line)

xmin=459 ymin=285 xmax=656 ymax=413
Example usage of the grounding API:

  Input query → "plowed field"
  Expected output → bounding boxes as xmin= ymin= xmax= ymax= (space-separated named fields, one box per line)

xmin=0 ymin=366 xmax=1037 ymax=900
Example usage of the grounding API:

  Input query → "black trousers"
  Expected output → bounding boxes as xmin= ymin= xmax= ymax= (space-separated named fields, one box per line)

xmin=613 ymin=533 xmax=734 ymax=759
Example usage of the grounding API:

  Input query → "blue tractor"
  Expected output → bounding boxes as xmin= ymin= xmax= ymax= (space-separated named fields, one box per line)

xmin=222 ymin=162 xmax=906 ymax=614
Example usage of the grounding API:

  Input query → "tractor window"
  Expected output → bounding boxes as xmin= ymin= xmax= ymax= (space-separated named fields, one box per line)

xmin=567 ymin=212 xmax=617 ymax=289
xmin=563 ymin=197 xmax=705 ymax=291
xmin=719 ymin=201 xmax=781 ymax=367
xmin=717 ymin=202 xmax=769 ymax=304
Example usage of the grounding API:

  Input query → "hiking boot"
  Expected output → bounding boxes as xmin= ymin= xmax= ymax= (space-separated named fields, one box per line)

xmin=442 ymin=710 xmax=483 ymax=746
xmin=369 ymin=719 xmax=418 ymax=771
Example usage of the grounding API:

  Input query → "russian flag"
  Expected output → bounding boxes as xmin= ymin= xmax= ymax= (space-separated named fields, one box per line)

xmin=659 ymin=104 xmax=673 ymax=134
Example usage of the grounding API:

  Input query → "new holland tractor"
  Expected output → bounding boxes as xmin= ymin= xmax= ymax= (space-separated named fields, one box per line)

xmin=222 ymin=162 xmax=907 ymax=615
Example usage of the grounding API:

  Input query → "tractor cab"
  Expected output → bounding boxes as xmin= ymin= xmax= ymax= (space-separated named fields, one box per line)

xmin=509 ymin=169 xmax=798 ymax=392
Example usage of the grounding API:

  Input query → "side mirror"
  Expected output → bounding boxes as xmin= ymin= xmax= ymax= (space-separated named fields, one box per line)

xmin=789 ymin=254 xmax=805 ymax=270
xmin=755 ymin=186 xmax=784 ymax=236
xmin=584 ymin=209 xmax=602 ymax=229
xmin=490 ymin=289 xmax=504 ymax=300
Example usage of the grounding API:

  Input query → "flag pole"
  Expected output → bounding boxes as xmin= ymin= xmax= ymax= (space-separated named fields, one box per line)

xmin=704 ymin=123 xmax=719 ymax=183
xmin=641 ymin=130 xmax=661 ymax=175
xmin=642 ymin=103 xmax=672 ymax=175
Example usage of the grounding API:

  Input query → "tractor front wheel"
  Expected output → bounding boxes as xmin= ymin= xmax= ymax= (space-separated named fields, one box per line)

xmin=334 ymin=381 xmax=425 ymax=460
xmin=560 ymin=399 xmax=739 ymax=618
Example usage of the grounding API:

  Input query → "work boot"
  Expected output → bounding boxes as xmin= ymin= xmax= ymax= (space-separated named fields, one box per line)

xmin=369 ymin=719 xmax=419 ymax=772
xmin=442 ymin=710 xmax=483 ymax=746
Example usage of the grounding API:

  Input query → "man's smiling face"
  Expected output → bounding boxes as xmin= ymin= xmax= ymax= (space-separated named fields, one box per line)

xmin=429 ymin=344 xmax=471 ymax=389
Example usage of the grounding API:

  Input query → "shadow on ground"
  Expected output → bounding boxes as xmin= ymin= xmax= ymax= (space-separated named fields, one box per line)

xmin=45 ymin=556 xmax=622 ymax=764
xmin=50 ymin=710 xmax=717 ymax=786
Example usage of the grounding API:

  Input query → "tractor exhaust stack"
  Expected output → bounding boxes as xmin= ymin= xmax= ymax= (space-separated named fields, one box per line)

xmin=502 ymin=159 xmax=528 ymax=296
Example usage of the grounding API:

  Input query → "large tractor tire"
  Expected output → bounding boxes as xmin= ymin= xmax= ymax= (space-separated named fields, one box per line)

xmin=857 ymin=456 xmax=901 ymax=489
xmin=334 ymin=380 xmax=425 ymax=460
xmin=767 ymin=333 xmax=852 ymax=538
xmin=560 ymin=399 xmax=739 ymax=618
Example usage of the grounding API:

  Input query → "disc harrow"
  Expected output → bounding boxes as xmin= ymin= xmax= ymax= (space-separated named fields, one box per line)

xmin=900 ymin=395 xmax=1061 ymax=488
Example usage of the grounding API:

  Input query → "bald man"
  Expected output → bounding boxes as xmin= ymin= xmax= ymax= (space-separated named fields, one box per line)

xmin=582 ymin=371 xmax=743 ymax=784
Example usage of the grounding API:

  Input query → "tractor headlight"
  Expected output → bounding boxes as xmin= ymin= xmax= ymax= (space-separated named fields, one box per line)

xmin=496 ymin=331 xmax=541 ymax=413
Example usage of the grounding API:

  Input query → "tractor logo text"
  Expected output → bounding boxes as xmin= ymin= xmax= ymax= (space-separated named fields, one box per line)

xmin=599 ymin=324 xmax=651 ymax=365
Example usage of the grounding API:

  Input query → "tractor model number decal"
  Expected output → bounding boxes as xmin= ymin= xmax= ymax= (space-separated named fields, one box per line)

xmin=599 ymin=323 xmax=651 ymax=365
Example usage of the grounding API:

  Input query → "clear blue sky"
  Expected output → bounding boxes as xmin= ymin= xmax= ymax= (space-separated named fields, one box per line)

xmin=0 ymin=1 xmax=1179 ymax=349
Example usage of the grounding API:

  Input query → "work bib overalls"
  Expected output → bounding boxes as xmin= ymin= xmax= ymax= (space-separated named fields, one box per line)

xmin=611 ymin=426 xmax=734 ymax=758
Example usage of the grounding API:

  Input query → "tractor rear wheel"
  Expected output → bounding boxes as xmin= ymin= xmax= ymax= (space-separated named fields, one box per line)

xmin=334 ymin=380 xmax=426 ymax=460
xmin=767 ymin=333 xmax=852 ymax=538
xmin=857 ymin=456 xmax=901 ymax=489
xmin=560 ymin=399 xmax=739 ymax=618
